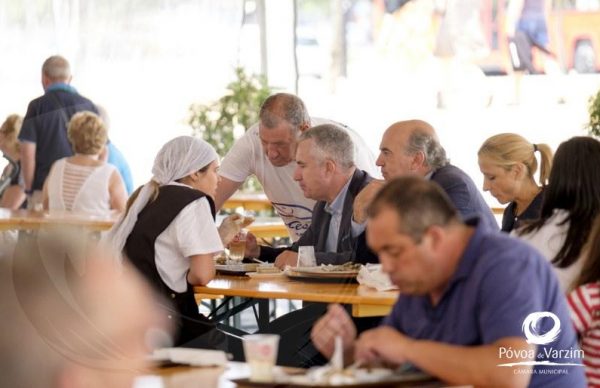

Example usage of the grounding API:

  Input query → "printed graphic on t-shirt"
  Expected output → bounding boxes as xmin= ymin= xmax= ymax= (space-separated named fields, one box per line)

xmin=271 ymin=202 xmax=313 ymax=240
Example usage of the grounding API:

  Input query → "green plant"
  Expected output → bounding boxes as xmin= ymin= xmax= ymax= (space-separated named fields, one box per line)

xmin=188 ymin=67 xmax=272 ymax=192
xmin=588 ymin=88 xmax=600 ymax=137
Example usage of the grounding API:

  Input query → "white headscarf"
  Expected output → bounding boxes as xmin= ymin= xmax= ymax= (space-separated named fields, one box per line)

xmin=105 ymin=136 xmax=218 ymax=261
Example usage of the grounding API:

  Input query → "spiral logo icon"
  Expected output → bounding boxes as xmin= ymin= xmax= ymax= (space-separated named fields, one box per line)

xmin=522 ymin=311 xmax=561 ymax=345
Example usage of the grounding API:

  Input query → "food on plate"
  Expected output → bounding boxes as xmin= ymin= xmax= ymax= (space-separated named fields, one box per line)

xmin=288 ymin=365 xmax=395 ymax=385
xmin=319 ymin=262 xmax=362 ymax=272
xmin=256 ymin=264 xmax=281 ymax=274
xmin=214 ymin=252 xmax=227 ymax=265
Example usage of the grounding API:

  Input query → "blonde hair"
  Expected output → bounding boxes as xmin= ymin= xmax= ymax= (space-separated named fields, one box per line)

xmin=0 ymin=114 xmax=23 ymax=153
xmin=67 ymin=111 xmax=107 ymax=155
xmin=478 ymin=133 xmax=553 ymax=186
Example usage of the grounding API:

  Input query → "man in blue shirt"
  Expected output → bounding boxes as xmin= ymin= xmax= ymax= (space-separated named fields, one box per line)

xmin=312 ymin=177 xmax=586 ymax=387
xmin=354 ymin=120 xmax=498 ymax=231
xmin=19 ymin=55 xmax=97 ymax=203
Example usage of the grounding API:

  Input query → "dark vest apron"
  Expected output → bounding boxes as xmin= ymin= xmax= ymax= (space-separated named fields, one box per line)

xmin=124 ymin=185 xmax=224 ymax=348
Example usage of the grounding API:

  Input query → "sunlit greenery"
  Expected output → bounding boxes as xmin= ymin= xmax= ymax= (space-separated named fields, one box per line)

xmin=188 ymin=67 xmax=272 ymax=192
xmin=588 ymin=88 xmax=600 ymax=137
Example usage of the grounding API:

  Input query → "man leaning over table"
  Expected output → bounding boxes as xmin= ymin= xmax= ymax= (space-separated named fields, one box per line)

xmin=311 ymin=177 xmax=586 ymax=387
xmin=214 ymin=92 xmax=378 ymax=242
xmin=243 ymin=123 xmax=379 ymax=269
xmin=353 ymin=119 xmax=498 ymax=231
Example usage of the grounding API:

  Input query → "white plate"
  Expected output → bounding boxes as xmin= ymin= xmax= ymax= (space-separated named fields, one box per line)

xmin=149 ymin=348 xmax=228 ymax=367
xmin=215 ymin=263 xmax=259 ymax=274
xmin=247 ymin=271 xmax=284 ymax=278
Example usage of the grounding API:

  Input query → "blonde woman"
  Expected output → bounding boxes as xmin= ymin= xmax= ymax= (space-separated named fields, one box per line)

xmin=42 ymin=111 xmax=126 ymax=212
xmin=478 ymin=133 xmax=552 ymax=232
xmin=0 ymin=114 xmax=26 ymax=209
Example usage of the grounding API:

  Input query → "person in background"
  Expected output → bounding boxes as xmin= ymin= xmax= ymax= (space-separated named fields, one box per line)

xmin=505 ymin=0 xmax=562 ymax=103
xmin=245 ymin=124 xmax=378 ymax=268
xmin=506 ymin=0 xmax=553 ymax=75
xmin=568 ymin=215 xmax=600 ymax=387
xmin=0 ymin=114 xmax=26 ymax=209
xmin=354 ymin=119 xmax=497 ymax=230
xmin=42 ymin=112 xmax=127 ymax=213
xmin=312 ymin=176 xmax=585 ymax=387
xmin=215 ymin=93 xmax=378 ymax=242
xmin=515 ymin=136 xmax=600 ymax=291
xmin=96 ymin=104 xmax=134 ymax=194
xmin=19 ymin=55 xmax=98 ymax=208
xmin=0 ymin=239 xmax=168 ymax=388
xmin=106 ymin=136 xmax=243 ymax=351
xmin=478 ymin=133 xmax=552 ymax=232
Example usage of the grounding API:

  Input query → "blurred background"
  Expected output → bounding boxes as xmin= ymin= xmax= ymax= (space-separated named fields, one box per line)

xmin=1 ymin=0 xmax=600 ymax=207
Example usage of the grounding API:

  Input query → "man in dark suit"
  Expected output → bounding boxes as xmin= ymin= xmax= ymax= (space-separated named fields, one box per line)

xmin=244 ymin=123 xmax=379 ymax=367
xmin=355 ymin=119 xmax=498 ymax=231
xmin=246 ymin=123 xmax=378 ymax=268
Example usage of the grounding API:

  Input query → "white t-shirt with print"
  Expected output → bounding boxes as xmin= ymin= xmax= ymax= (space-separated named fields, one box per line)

xmin=219 ymin=117 xmax=379 ymax=241
xmin=155 ymin=183 xmax=223 ymax=292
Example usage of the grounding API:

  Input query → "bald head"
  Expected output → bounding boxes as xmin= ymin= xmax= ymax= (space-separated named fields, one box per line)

xmin=42 ymin=55 xmax=72 ymax=89
xmin=391 ymin=120 xmax=437 ymax=137
xmin=376 ymin=120 xmax=448 ymax=180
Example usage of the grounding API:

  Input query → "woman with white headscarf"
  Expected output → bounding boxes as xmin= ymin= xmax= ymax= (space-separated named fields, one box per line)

xmin=106 ymin=136 xmax=241 ymax=349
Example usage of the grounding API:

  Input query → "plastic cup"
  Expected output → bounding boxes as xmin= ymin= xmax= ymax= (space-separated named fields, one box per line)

xmin=242 ymin=334 xmax=280 ymax=382
xmin=297 ymin=245 xmax=316 ymax=267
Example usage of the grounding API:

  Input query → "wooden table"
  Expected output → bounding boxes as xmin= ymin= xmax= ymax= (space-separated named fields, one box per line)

xmin=223 ymin=194 xmax=272 ymax=212
xmin=136 ymin=363 xmax=246 ymax=388
xmin=0 ymin=209 xmax=119 ymax=232
xmin=491 ymin=207 xmax=505 ymax=215
xmin=245 ymin=219 xmax=288 ymax=239
xmin=138 ymin=362 xmax=318 ymax=388
xmin=195 ymin=274 xmax=398 ymax=318
xmin=138 ymin=362 xmax=435 ymax=388
xmin=0 ymin=209 xmax=289 ymax=238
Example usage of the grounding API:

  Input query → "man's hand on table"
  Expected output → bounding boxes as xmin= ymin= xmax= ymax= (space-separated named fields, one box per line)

xmin=274 ymin=250 xmax=298 ymax=270
xmin=311 ymin=304 xmax=357 ymax=363
xmin=354 ymin=326 xmax=413 ymax=366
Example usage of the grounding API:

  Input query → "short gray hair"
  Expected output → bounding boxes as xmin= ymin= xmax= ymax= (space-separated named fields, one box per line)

xmin=259 ymin=93 xmax=311 ymax=134
xmin=42 ymin=55 xmax=71 ymax=82
xmin=299 ymin=124 xmax=354 ymax=170
xmin=406 ymin=130 xmax=449 ymax=170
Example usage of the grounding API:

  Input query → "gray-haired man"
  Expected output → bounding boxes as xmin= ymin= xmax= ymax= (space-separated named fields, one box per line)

xmin=215 ymin=93 xmax=378 ymax=241
xmin=245 ymin=123 xmax=378 ymax=269
xmin=354 ymin=119 xmax=498 ymax=230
